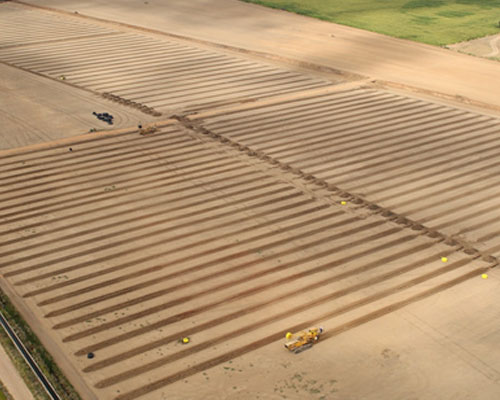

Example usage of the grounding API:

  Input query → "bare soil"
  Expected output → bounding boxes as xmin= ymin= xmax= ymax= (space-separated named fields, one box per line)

xmin=0 ymin=343 xmax=34 ymax=400
xmin=0 ymin=62 xmax=158 ymax=150
xmin=448 ymin=34 xmax=500 ymax=61
xmin=21 ymin=0 xmax=500 ymax=110
xmin=1 ymin=2 xmax=500 ymax=400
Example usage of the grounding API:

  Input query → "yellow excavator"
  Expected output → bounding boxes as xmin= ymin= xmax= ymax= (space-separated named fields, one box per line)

xmin=284 ymin=327 xmax=324 ymax=353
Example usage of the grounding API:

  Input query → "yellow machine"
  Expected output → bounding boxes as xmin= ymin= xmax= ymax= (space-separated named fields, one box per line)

xmin=284 ymin=327 xmax=323 ymax=353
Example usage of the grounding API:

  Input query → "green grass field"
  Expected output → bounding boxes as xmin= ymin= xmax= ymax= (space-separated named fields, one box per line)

xmin=0 ymin=380 xmax=11 ymax=400
xmin=241 ymin=0 xmax=500 ymax=45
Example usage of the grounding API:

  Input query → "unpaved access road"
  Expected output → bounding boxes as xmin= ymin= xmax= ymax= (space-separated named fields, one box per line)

xmin=20 ymin=0 xmax=500 ymax=110
xmin=0 ymin=342 xmax=34 ymax=400
xmin=449 ymin=33 xmax=500 ymax=60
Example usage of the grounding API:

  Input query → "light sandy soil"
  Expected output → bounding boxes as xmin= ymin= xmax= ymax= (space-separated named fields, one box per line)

xmin=1 ymin=2 xmax=500 ymax=400
xmin=0 ymin=342 xmax=35 ymax=400
xmin=0 ymin=2 xmax=338 ymax=118
xmin=0 ymin=63 xmax=159 ymax=150
xmin=449 ymin=34 xmax=500 ymax=60
xmin=0 ymin=121 xmax=497 ymax=400
xmin=22 ymin=0 xmax=500 ymax=110
xmin=193 ymin=86 xmax=500 ymax=259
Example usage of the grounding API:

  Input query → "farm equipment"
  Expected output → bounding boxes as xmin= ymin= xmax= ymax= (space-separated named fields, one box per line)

xmin=284 ymin=327 xmax=323 ymax=353
xmin=92 ymin=111 xmax=114 ymax=125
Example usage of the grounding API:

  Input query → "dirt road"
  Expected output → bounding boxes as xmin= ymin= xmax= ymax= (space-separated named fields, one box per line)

xmin=0 ymin=343 xmax=34 ymax=400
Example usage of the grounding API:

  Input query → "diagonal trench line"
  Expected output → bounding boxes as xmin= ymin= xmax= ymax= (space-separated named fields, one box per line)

xmin=40 ymin=202 xmax=331 ymax=310
xmin=0 ymin=125 xmax=145 ymax=166
xmin=105 ymin=262 xmax=488 ymax=394
xmin=60 ymin=222 xmax=396 ymax=341
xmin=0 ymin=126 xmax=185 ymax=183
xmin=16 ymin=189 xmax=312 ymax=298
xmin=0 ymin=31 xmax=121 ymax=49
xmin=330 ymin=122 xmax=500 ymax=190
xmin=82 ymin=239 xmax=435 ymax=369
xmin=368 ymin=136 xmax=500 ymax=205
xmin=176 ymin=115 xmax=499 ymax=266
xmin=0 ymin=139 xmax=202 ymax=219
xmin=0 ymin=177 xmax=282 ymax=259
xmin=0 ymin=156 xmax=242 ymax=229
xmin=8 ymin=189 xmax=303 ymax=283
xmin=2 ymin=174 xmax=289 ymax=268
xmin=308 ymin=116 xmax=495 ymax=182
xmin=0 ymin=133 xmax=205 ymax=199
xmin=75 ymin=230 xmax=424 ymax=357
xmin=37 ymin=199 xmax=330 ymax=308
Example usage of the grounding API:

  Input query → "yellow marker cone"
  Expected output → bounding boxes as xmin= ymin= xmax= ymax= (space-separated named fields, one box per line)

xmin=340 ymin=201 xmax=347 ymax=206
xmin=482 ymin=274 xmax=488 ymax=279
xmin=441 ymin=257 xmax=448 ymax=263
xmin=182 ymin=337 xmax=190 ymax=344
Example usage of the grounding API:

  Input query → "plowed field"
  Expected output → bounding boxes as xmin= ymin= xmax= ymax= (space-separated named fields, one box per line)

xmin=193 ymin=87 xmax=500 ymax=259
xmin=0 ymin=2 xmax=499 ymax=400
xmin=0 ymin=119 xmax=494 ymax=399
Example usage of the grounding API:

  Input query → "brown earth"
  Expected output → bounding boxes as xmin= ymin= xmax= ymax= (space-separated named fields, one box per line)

xmin=0 ymin=2 xmax=500 ymax=400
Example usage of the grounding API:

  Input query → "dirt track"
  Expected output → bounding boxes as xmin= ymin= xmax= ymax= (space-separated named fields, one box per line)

xmin=449 ymin=33 xmax=500 ymax=60
xmin=1 ymin=1 xmax=500 ymax=400
xmin=0 ymin=343 xmax=34 ymax=400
